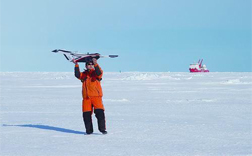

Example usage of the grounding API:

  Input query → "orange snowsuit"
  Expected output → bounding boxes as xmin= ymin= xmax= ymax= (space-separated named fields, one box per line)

xmin=75 ymin=64 xmax=104 ymax=112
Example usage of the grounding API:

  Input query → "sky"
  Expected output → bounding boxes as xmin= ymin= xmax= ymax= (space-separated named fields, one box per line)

xmin=0 ymin=0 xmax=251 ymax=72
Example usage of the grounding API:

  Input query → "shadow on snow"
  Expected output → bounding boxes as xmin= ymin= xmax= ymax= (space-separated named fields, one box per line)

xmin=2 ymin=124 xmax=88 ymax=135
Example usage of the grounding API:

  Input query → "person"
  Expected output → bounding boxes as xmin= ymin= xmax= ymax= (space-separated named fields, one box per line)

xmin=74 ymin=58 xmax=107 ymax=135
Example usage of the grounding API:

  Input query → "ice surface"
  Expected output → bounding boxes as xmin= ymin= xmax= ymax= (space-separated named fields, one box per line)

xmin=1 ymin=72 xmax=252 ymax=156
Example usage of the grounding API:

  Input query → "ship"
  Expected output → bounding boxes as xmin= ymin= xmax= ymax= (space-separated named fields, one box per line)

xmin=189 ymin=59 xmax=209 ymax=72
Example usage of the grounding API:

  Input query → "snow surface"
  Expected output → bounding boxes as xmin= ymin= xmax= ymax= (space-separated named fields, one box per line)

xmin=0 ymin=72 xmax=252 ymax=156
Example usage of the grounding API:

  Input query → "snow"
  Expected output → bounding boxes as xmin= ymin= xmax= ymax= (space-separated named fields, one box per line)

xmin=1 ymin=72 xmax=252 ymax=156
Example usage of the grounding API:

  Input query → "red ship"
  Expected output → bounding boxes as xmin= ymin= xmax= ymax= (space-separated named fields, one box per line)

xmin=189 ymin=59 xmax=209 ymax=72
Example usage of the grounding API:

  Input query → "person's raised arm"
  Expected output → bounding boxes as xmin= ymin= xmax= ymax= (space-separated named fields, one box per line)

xmin=74 ymin=60 xmax=81 ymax=79
xmin=93 ymin=58 xmax=103 ymax=79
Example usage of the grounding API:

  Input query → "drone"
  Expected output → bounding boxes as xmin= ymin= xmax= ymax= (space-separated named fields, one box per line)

xmin=52 ymin=49 xmax=118 ymax=63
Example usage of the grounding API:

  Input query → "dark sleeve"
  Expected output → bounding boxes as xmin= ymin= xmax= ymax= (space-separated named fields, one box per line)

xmin=74 ymin=64 xmax=81 ymax=79
xmin=94 ymin=64 xmax=102 ymax=76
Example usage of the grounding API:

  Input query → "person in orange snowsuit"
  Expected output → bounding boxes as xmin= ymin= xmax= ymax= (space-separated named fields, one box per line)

xmin=74 ymin=58 xmax=107 ymax=134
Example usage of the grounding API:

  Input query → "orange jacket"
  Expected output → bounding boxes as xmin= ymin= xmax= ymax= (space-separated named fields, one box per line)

xmin=75 ymin=64 xmax=103 ymax=99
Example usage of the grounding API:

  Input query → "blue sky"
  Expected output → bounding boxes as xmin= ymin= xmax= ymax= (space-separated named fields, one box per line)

xmin=0 ymin=0 xmax=251 ymax=72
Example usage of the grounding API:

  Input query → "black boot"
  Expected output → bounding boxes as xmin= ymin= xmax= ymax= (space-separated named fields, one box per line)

xmin=83 ymin=112 xmax=93 ymax=134
xmin=94 ymin=109 xmax=107 ymax=134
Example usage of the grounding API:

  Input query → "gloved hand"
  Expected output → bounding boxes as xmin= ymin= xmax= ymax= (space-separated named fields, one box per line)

xmin=92 ymin=58 xmax=97 ymax=65
xmin=72 ymin=59 xmax=78 ymax=65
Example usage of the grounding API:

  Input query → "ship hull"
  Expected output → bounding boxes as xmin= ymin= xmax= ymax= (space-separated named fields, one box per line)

xmin=189 ymin=68 xmax=209 ymax=72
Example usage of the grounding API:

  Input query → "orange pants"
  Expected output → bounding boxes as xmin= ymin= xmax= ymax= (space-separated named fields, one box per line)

xmin=82 ymin=97 xmax=104 ymax=112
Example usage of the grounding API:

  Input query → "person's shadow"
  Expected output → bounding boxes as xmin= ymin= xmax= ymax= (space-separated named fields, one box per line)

xmin=2 ymin=124 xmax=89 ymax=135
